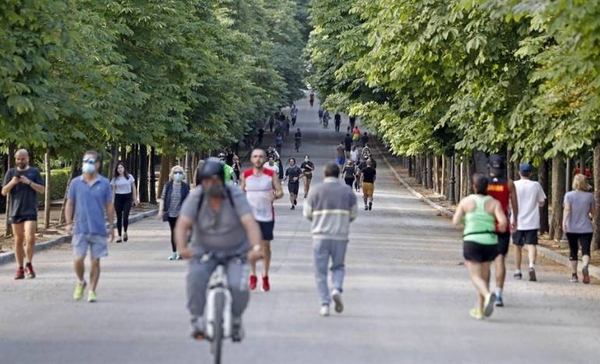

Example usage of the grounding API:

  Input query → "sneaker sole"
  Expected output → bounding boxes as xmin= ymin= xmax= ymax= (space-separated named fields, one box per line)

xmin=483 ymin=293 xmax=496 ymax=317
xmin=494 ymin=300 xmax=504 ymax=307
xmin=529 ymin=270 xmax=537 ymax=282
xmin=332 ymin=292 xmax=344 ymax=313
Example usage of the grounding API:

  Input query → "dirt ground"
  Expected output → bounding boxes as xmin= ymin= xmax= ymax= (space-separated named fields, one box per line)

xmin=0 ymin=203 xmax=157 ymax=254
xmin=385 ymin=162 xmax=600 ymax=267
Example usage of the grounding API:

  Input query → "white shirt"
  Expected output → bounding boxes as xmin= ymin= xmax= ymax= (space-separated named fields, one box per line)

xmin=263 ymin=162 xmax=279 ymax=174
xmin=243 ymin=168 xmax=276 ymax=222
xmin=111 ymin=175 xmax=135 ymax=194
xmin=514 ymin=179 xmax=546 ymax=230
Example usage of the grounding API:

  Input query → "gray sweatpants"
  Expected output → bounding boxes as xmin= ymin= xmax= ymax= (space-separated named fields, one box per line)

xmin=313 ymin=239 xmax=348 ymax=305
xmin=187 ymin=255 xmax=250 ymax=318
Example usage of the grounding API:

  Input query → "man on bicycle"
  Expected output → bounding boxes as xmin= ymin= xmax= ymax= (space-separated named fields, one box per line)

xmin=294 ymin=128 xmax=302 ymax=152
xmin=175 ymin=158 xmax=263 ymax=341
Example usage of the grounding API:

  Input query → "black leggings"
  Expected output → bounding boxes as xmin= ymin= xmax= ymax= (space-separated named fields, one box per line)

xmin=114 ymin=193 xmax=132 ymax=237
xmin=344 ymin=178 xmax=355 ymax=188
xmin=168 ymin=216 xmax=178 ymax=252
xmin=566 ymin=233 xmax=593 ymax=261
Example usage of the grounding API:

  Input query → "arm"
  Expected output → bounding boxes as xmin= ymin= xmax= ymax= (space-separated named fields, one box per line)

xmin=452 ymin=200 xmax=465 ymax=229
xmin=131 ymin=180 xmax=139 ymax=203
xmin=302 ymin=194 xmax=313 ymax=221
xmin=105 ymin=201 xmax=116 ymax=241
xmin=240 ymin=173 xmax=247 ymax=192
xmin=272 ymin=174 xmax=284 ymax=200
xmin=538 ymin=184 xmax=547 ymax=207
xmin=1 ymin=177 xmax=19 ymax=196
xmin=563 ymin=202 xmax=570 ymax=232
xmin=493 ymin=200 xmax=508 ymax=232
xmin=65 ymin=199 xmax=75 ymax=235
xmin=240 ymin=213 xmax=261 ymax=248
xmin=174 ymin=214 xmax=194 ymax=258
xmin=508 ymin=179 xmax=518 ymax=230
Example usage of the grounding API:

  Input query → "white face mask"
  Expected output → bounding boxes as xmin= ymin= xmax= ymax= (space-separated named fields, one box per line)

xmin=82 ymin=163 xmax=96 ymax=174
xmin=173 ymin=173 xmax=183 ymax=181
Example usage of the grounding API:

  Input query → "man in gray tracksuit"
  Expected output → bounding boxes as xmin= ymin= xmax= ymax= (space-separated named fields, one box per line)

xmin=303 ymin=162 xmax=357 ymax=317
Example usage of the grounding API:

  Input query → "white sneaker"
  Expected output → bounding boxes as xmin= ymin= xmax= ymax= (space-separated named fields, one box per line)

xmin=168 ymin=252 xmax=178 ymax=260
xmin=319 ymin=305 xmax=330 ymax=317
xmin=331 ymin=289 xmax=344 ymax=313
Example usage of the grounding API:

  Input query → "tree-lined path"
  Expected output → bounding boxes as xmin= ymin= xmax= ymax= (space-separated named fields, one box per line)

xmin=1 ymin=95 xmax=598 ymax=364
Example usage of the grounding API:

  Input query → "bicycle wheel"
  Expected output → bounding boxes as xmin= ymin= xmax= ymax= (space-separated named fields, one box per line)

xmin=212 ymin=292 xmax=225 ymax=364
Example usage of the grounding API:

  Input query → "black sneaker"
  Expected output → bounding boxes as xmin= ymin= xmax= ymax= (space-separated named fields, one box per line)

xmin=231 ymin=317 xmax=244 ymax=342
xmin=528 ymin=268 xmax=537 ymax=282
xmin=368 ymin=202 xmax=372 ymax=210
xmin=513 ymin=271 xmax=522 ymax=279
xmin=290 ymin=205 xmax=295 ymax=210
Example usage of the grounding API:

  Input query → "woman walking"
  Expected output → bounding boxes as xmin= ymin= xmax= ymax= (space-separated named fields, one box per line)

xmin=158 ymin=166 xmax=190 ymax=260
xmin=453 ymin=174 xmax=507 ymax=320
xmin=342 ymin=161 xmax=356 ymax=188
xmin=563 ymin=174 xmax=595 ymax=284
xmin=111 ymin=162 xmax=139 ymax=243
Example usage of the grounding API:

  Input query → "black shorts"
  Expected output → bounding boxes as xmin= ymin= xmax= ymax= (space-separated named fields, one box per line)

xmin=512 ymin=229 xmax=538 ymax=246
xmin=497 ymin=232 xmax=511 ymax=256
xmin=304 ymin=173 xmax=313 ymax=180
xmin=9 ymin=215 xmax=37 ymax=224
xmin=463 ymin=241 xmax=498 ymax=263
xmin=258 ymin=221 xmax=275 ymax=241
xmin=288 ymin=183 xmax=299 ymax=195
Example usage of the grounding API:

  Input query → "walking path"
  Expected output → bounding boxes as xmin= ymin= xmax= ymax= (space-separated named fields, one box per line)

xmin=0 ymin=94 xmax=598 ymax=364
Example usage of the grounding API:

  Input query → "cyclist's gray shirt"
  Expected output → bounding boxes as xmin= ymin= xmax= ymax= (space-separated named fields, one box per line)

xmin=179 ymin=184 xmax=252 ymax=253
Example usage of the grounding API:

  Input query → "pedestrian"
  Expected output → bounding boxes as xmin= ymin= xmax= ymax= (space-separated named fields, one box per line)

xmin=303 ymin=162 xmax=357 ymax=316
xmin=258 ymin=127 xmax=264 ymax=145
xmin=158 ymin=165 xmax=191 ymax=260
xmin=352 ymin=126 xmax=360 ymax=146
xmin=486 ymin=154 xmax=518 ymax=307
xmin=64 ymin=151 xmax=115 ymax=302
xmin=361 ymin=132 xmax=369 ymax=148
xmin=291 ymin=104 xmax=298 ymax=126
xmin=349 ymin=145 xmax=359 ymax=164
xmin=512 ymin=163 xmax=546 ymax=281
xmin=1 ymin=149 xmax=45 ymax=279
xmin=334 ymin=112 xmax=341 ymax=132
xmin=344 ymin=134 xmax=353 ymax=158
xmin=175 ymin=158 xmax=262 ymax=341
xmin=349 ymin=115 xmax=356 ymax=129
xmin=342 ymin=161 xmax=356 ymax=188
xmin=232 ymin=155 xmax=242 ymax=183
xmin=268 ymin=115 xmax=274 ymax=133
xmin=219 ymin=152 xmax=236 ymax=184
xmin=336 ymin=142 xmax=346 ymax=168
xmin=284 ymin=157 xmax=302 ymax=210
xmin=111 ymin=162 xmax=139 ymax=243
xmin=453 ymin=173 xmax=507 ymax=320
xmin=263 ymin=156 xmax=279 ymax=174
xmin=241 ymin=149 xmax=284 ymax=291
xmin=360 ymin=160 xmax=376 ymax=210
xmin=301 ymin=155 xmax=315 ymax=198
xmin=563 ymin=174 xmax=594 ymax=284
xmin=318 ymin=108 xmax=324 ymax=123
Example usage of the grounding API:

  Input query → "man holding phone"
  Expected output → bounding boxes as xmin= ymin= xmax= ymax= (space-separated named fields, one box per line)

xmin=2 ymin=149 xmax=45 ymax=279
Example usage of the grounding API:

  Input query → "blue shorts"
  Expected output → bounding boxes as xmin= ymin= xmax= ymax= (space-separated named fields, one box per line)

xmin=72 ymin=234 xmax=109 ymax=259
xmin=337 ymin=157 xmax=345 ymax=165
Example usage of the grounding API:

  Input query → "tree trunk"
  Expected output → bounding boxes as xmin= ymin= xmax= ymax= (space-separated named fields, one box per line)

xmin=139 ymin=144 xmax=149 ymax=202
xmin=440 ymin=155 xmax=445 ymax=196
xmin=59 ymin=161 xmax=79 ymax=225
xmin=408 ymin=156 xmax=413 ymax=177
xmin=185 ymin=151 xmax=192 ymax=185
xmin=415 ymin=155 xmax=422 ymax=184
xmin=157 ymin=155 xmax=172 ymax=200
xmin=593 ymin=144 xmax=600 ymax=250
xmin=433 ymin=155 xmax=439 ymax=194
xmin=473 ymin=150 xmax=488 ymax=174
xmin=149 ymin=147 xmax=157 ymax=204
xmin=426 ymin=154 xmax=433 ymax=190
xmin=43 ymin=150 xmax=52 ymax=229
xmin=109 ymin=144 xmax=119 ymax=180
xmin=506 ymin=149 xmax=515 ymax=180
xmin=549 ymin=157 xmax=566 ymax=240
xmin=538 ymin=159 xmax=550 ymax=234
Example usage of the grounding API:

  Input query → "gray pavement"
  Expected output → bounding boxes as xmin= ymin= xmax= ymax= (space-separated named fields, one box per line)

xmin=1 ymin=95 xmax=599 ymax=364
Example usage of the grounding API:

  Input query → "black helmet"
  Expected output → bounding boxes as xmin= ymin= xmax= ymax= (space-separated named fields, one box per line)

xmin=196 ymin=157 xmax=224 ymax=184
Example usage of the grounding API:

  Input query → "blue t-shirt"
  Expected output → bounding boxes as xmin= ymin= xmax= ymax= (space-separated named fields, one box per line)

xmin=68 ymin=175 xmax=113 ymax=236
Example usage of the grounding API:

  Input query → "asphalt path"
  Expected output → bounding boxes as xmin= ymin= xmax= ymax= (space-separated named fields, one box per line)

xmin=1 ymin=95 xmax=599 ymax=364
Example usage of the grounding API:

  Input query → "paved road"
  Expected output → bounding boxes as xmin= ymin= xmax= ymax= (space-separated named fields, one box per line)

xmin=1 ymin=95 xmax=599 ymax=364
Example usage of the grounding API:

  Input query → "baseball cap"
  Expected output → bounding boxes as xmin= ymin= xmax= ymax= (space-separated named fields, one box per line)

xmin=519 ymin=163 xmax=533 ymax=173
xmin=488 ymin=154 xmax=504 ymax=176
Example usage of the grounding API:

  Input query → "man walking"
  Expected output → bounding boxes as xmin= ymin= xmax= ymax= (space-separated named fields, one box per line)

xmin=2 ymin=149 xmax=45 ymax=279
xmin=65 ymin=151 xmax=115 ymax=302
xmin=284 ymin=158 xmax=302 ymax=210
xmin=301 ymin=156 xmax=315 ymax=198
xmin=486 ymin=154 xmax=518 ymax=306
xmin=303 ymin=162 xmax=357 ymax=317
xmin=360 ymin=160 xmax=376 ymax=210
xmin=513 ymin=163 xmax=546 ymax=281
xmin=241 ymin=149 xmax=284 ymax=291
xmin=336 ymin=142 xmax=346 ymax=168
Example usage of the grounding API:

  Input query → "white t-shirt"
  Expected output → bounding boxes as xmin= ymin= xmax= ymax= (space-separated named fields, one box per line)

xmin=514 ymin=179 xmax=546 ymax=230
xmin=111 ymin=175 xmax=135 ymax=194
xmin=263 ymin=162 xmax=279 ymax=174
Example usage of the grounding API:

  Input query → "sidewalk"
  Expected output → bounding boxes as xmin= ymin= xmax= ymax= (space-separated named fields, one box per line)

xmin=376 ymin=144 xmax=600 ymax=281
xmin=0 ymin=209 xmax=158 ymax=265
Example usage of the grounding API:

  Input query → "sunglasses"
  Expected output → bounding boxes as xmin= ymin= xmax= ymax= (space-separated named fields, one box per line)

xmin=82 ymin=158 xmax=96 ymax=164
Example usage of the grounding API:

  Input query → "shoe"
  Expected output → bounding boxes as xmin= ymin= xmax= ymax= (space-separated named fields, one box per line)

xmin=469 ymin=308 xmax=483 ymax=320
xmin=331 ymin=289 xmax=344 ymax=313
xmin=513 ymin=271 xmax=522 ymax=280
xmin=14 ymin=268 xmax=25 ymax=280
xmin=73 ymin=281 xmax=87 ymax=300
xmin=88 ymin=291 xmax=97 ymax=303
xmin=528 ymin=268 xmax=537 ymax=282
xmin=570 ymin=273 xmax=578 ymax=283
xmin=294 ymin=199 xmax=297 ymax=206
xmin=123 ymin=233 xmax=128 ymax=242
xmin=368 ymin=202 xmax=372 ymax=210
xmin=290 ymin=205 xmax=295 ymax=210
xmin=176 ymin=253 xmax=181 ymax=260
xmin=319 ymin=305 xmax=330 ymax=317
xmin=25 ymin=264 xmax=36 ymax=279
xmin=231 ymin=316 xmax=244 ymax=342
xmin=483 ymin=293 xmax=496 ymax=317
xmin=190 ymin=317 xmax=206 ymax=341
xmin=494 ymin=295 xmax=504 ymax=307
xmin=262 ymin=276 xmax=270 ymax=292
xmin=304 ymin=194 xmax=308 ymax=198
xmin=249 ymin=275 xmax=258 ymax=290
xmin=364 ymin=205 xmax=368 ymax=210
xmin=582 ymin=266 xmax=590 ymax=284
xmin=168 ymin=252 xmax=178 ymax=260
xmin=116 ymin=237 xmax=122 ymax=243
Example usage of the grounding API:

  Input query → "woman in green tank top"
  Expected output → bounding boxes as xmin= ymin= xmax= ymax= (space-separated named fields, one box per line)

xmin=453 ymin=174 xmax=507 ymax=320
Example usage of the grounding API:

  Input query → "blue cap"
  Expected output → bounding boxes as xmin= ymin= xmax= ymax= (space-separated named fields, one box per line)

xmin=519 ymin=163 xmax=533 ymax=173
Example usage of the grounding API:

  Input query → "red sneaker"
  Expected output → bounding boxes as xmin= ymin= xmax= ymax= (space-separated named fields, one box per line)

xmin=249 ymin=275 xmax=258 ymax=290
xmin=25 ymin=264 xmax=36 ymax=279
xmin=14 ymin=268 xmax=25 ymax=280
xmin=262 ymin=276 xmax=270 ymax=292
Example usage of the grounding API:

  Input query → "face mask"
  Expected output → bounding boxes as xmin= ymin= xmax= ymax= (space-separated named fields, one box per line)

xmin=173 ymin=173 xmax=183 ymax=181
xmin=205 ymin=184 xmax=224 ymax=197
xmin=82 ymin=163 xmax=96 ymax=174
xmin=304 ymin=157 xmax=309 ymax=162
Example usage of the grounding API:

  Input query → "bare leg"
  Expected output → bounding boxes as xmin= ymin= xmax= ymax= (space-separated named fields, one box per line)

xmin=514 ymin=245 xmax=522 ymax=271
xmin=74 ymin=256 xmax=85 ymax=281
xmin=24 ymin=221 xmax=37 ymax=264
xmin=527 ymin=244 xmax=537 ymax=266
xmin=495 ymin=255 xmax=506 ymax=289
xmin=11 ymin=223 xmax=25 ymax=267
xmin=89 ymin=258 xmax=101 ymax=292
xmin=262 ymin=240 xmax=272 ymax=277
xmin=465 ymin=261 xmax=490 ymax=311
